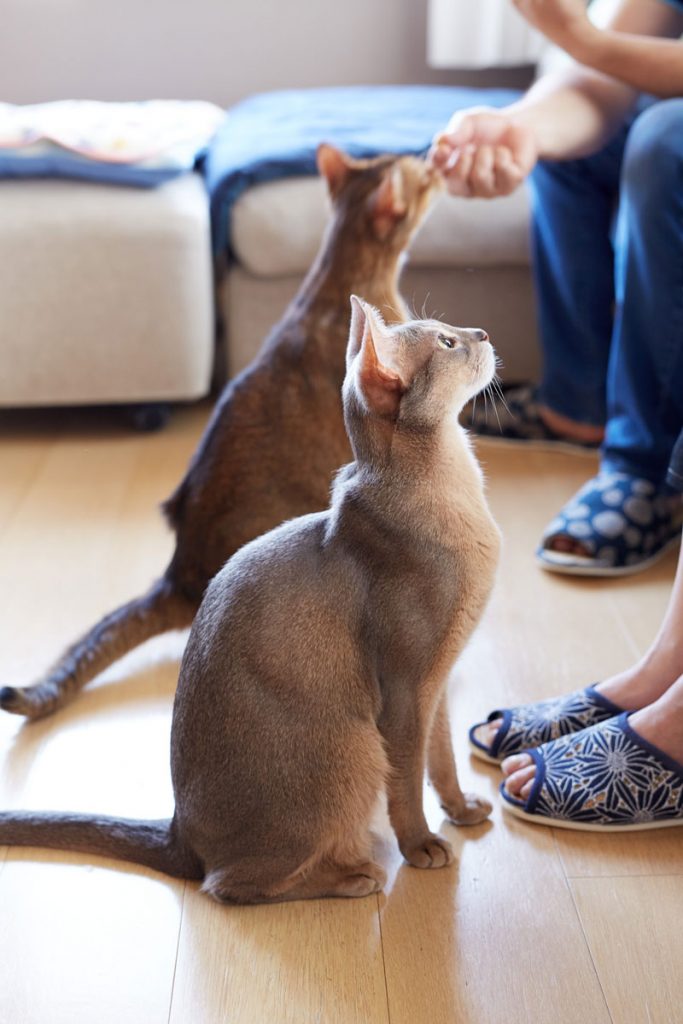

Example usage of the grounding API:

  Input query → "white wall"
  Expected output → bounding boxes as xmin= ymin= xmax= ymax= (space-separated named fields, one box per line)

xmin=2 ymin=0 xmax=530 ymax=107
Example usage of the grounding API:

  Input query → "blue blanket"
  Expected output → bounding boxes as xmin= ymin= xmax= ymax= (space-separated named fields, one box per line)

xmin=204 ymin=85 xmax=521 ymax=256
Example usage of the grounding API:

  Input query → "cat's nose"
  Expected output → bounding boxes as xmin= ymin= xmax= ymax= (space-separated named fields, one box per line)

xmin=470 ymin=329 xmax=489 ymax=343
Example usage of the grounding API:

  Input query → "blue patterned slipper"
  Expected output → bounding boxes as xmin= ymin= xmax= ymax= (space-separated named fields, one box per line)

xmin=468 ymin=685 xmax=623 ymax=765
xmin=467 ymin=384 xmax=600 ymax=455
xmin=537 ymin=472 xmax=683 ymax=577
xmin=500 ymin=713 xmax=683 ymax=831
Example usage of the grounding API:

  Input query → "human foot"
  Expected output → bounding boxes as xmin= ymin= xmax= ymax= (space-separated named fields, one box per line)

xmin=503 ymin=674 xmax=683 ymax=804
xmin=473 ymin=644 xmax=683 ymax=761
xmin=467 ymin=384 xmax=601 ymax=454
xmin=468 ymin=686 xmax=622 ymax=764
xmin=537 ymin=404 xmax=604 ymax=445
xmin=538 ymin=472 xmax=682 ymax=574
xmin=499 ymin=714 xmax=683 ymax=831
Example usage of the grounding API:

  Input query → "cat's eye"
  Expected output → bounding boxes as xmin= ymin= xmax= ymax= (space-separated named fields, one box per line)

xmin=437 ymin=334 xmax=457 ymax=350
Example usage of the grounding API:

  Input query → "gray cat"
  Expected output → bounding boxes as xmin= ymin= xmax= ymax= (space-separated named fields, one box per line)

xmin=0 ymin=297 xmax=500 ymax=903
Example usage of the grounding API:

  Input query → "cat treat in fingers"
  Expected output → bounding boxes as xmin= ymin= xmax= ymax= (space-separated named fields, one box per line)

xmin=0 ymin=298 xmax=500 ymax=903
xmin=1 ymin=146 xmax=439 ymax=721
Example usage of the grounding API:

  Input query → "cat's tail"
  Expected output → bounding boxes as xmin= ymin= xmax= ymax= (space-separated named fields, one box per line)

xmin=0 ymin=577 xmax=198 ymax=720
xmin=0 ymin=812 xmax=203 ymax=879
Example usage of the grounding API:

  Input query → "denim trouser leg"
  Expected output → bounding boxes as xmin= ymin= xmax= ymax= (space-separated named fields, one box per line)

xmin=529 ymin=124 xmax=631 ymax=427
xmin=529 ymin=100 xmax=683 ymax=483
xmin=603 ymin=100 xmax=683 ymax=483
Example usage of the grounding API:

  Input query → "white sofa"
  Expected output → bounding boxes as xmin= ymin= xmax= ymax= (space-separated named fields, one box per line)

xmin=221 ymin=176 xmax=538 ymax=385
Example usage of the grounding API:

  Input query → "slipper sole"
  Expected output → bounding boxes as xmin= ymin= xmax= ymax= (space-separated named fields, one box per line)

xmin=537 ymin=534 xmax=681 ymax=578
xmin=501 ymin=796 xmax=683 ymax=832
xmin=468 ymin=737 xmax=503 ymax=766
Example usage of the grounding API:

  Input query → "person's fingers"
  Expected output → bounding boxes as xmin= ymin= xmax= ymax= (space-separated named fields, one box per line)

xmin=493 ymin=146 xmax=524 ymax=195
xmin=470 ymin=145 xmax=497 ymax=197
xmin=437 ymin=115 xmax=476 ymax=149
xmin=435 ymin=108 xmax=504 ymax=152
xmin=427 ymin=140 xmax=451 ymax=169
xmin=443 ymin=143 xmax=476 ymax=196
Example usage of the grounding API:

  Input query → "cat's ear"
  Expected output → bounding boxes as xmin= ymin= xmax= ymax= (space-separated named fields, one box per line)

xmin=348 ymin=296 xmax=406 ymax=418
xmin=347 ymin=293 xmax=372 ymax=369
xmin=317 ymin=143 xmax=354 ymax=198
xmin=368 ymin=166 xmax=408 ymax=240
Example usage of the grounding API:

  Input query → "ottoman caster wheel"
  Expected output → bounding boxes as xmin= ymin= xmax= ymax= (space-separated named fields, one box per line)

xmin=125 ymin=402 xmax=173 ymax=432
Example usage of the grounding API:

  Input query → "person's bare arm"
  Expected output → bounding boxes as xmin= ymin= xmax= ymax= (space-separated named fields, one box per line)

xmin=516 ymin=0 xmax=683 ymax=97
xmin=431 ymin=0 xmax=683 ymax=196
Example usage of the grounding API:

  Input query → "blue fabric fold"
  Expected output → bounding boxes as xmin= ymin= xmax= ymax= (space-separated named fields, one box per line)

xmin=204 ymin=85 xmax=522 ymax=256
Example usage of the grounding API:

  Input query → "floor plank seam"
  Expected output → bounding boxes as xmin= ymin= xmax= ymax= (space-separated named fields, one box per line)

xmin=166 ymin=879 xmax=188 ymax=1024
xmin=376 ymin=893 xmax=393 ymax=1024
xmin=566 ymin=872 xmax=683 ymax=879
xmin=564 ymin=874 xmax=614 ymax=1024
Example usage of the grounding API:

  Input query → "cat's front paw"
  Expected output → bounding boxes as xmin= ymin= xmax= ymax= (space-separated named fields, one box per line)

xmin=400 ymin=833 xmax=454 ymax=869
xmin=442 ymin=792 xmax=493 ymax=826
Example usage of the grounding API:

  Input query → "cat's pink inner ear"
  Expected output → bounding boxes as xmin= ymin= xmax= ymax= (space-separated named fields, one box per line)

xmin=317 ymin=143 xmax=354 ymax=197
xmin=356 ymin=321 xmax=406 ymax=418
xmin=368 ymin=166 xmax=408 ymax=239
xmin=347 ymin=295 xmax=368 ymax=368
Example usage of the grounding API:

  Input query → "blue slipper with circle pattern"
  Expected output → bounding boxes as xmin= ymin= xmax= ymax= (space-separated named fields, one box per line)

xmin=500 ymin=713 xmax=683 ymax=831
xmin=537 ymin=472 xmax=683 ymax=577
xmin=468 ymin=685 xmax=623 ymax=765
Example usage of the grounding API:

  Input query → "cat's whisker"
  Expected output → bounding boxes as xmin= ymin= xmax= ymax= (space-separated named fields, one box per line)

xmin=488 ymin=383 xmax=504 ymax=434
xmin=492 ymin=376 xmax=511 ymax=418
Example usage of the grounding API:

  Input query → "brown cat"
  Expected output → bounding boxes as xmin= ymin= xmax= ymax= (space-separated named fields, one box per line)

xmin=0 ymin=298 xmax=499 ymax=901
xmin=0 ymin=145 xmax=439 ymax=720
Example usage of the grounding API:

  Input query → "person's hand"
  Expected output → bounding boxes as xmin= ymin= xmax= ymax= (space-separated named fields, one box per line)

xmin=512 ymin=0 xmax=594 ymax=52
xmin=429 ymin=108 xmax=538 ymax=198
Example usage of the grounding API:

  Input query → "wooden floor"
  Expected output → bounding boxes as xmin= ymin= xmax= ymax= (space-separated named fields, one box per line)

xmin=0 ymin=403 xmax=681 ymax=1024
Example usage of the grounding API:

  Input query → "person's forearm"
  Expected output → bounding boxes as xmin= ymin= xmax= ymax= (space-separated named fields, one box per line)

xmin=571 ymin=27 xmax=683 ymax=96
xmin=504 ymin=68 xmax=637 ymax=160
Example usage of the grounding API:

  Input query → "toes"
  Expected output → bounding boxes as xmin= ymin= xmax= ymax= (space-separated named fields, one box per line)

xmin=473 ymin=717 xmax=503 ymax=748
xmin=504 ymin=764 xmax=537 ymax=799
xmin=501 ymin=752 xmax=533 ymax=776
xmin=443 ymin=792 xmax=493 ymax=826
xmin=520 ymin=777 xmax=535 ymax=801
xmin=402 ymin=833 xmax=454 ymax=869
xmin=545 ymin=534 xmax=591 ymax=558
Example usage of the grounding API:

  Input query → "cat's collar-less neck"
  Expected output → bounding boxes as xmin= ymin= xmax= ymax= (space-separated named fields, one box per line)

xmin=300 ymin=220 xmax=406 ymax=310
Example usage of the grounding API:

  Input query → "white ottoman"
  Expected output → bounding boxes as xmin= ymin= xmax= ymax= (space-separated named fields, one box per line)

xmin=0 ymin=174 xmax=214 ymax=408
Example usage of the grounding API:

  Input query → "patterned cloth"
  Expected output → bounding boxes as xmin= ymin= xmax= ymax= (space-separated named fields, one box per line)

xmin=501 ymin=714 xmax=683 ymax=828
xmin=468 ymin=685 xmax=621 ymax=761
xmin=538 ymin=471 xmax=683 ymax=573
xmin=0 ymin=100 xmax=224 ymax=188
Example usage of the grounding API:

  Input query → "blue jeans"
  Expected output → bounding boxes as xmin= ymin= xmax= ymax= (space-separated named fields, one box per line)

xmin=529 ymin=98 xmax=683 ymax=485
